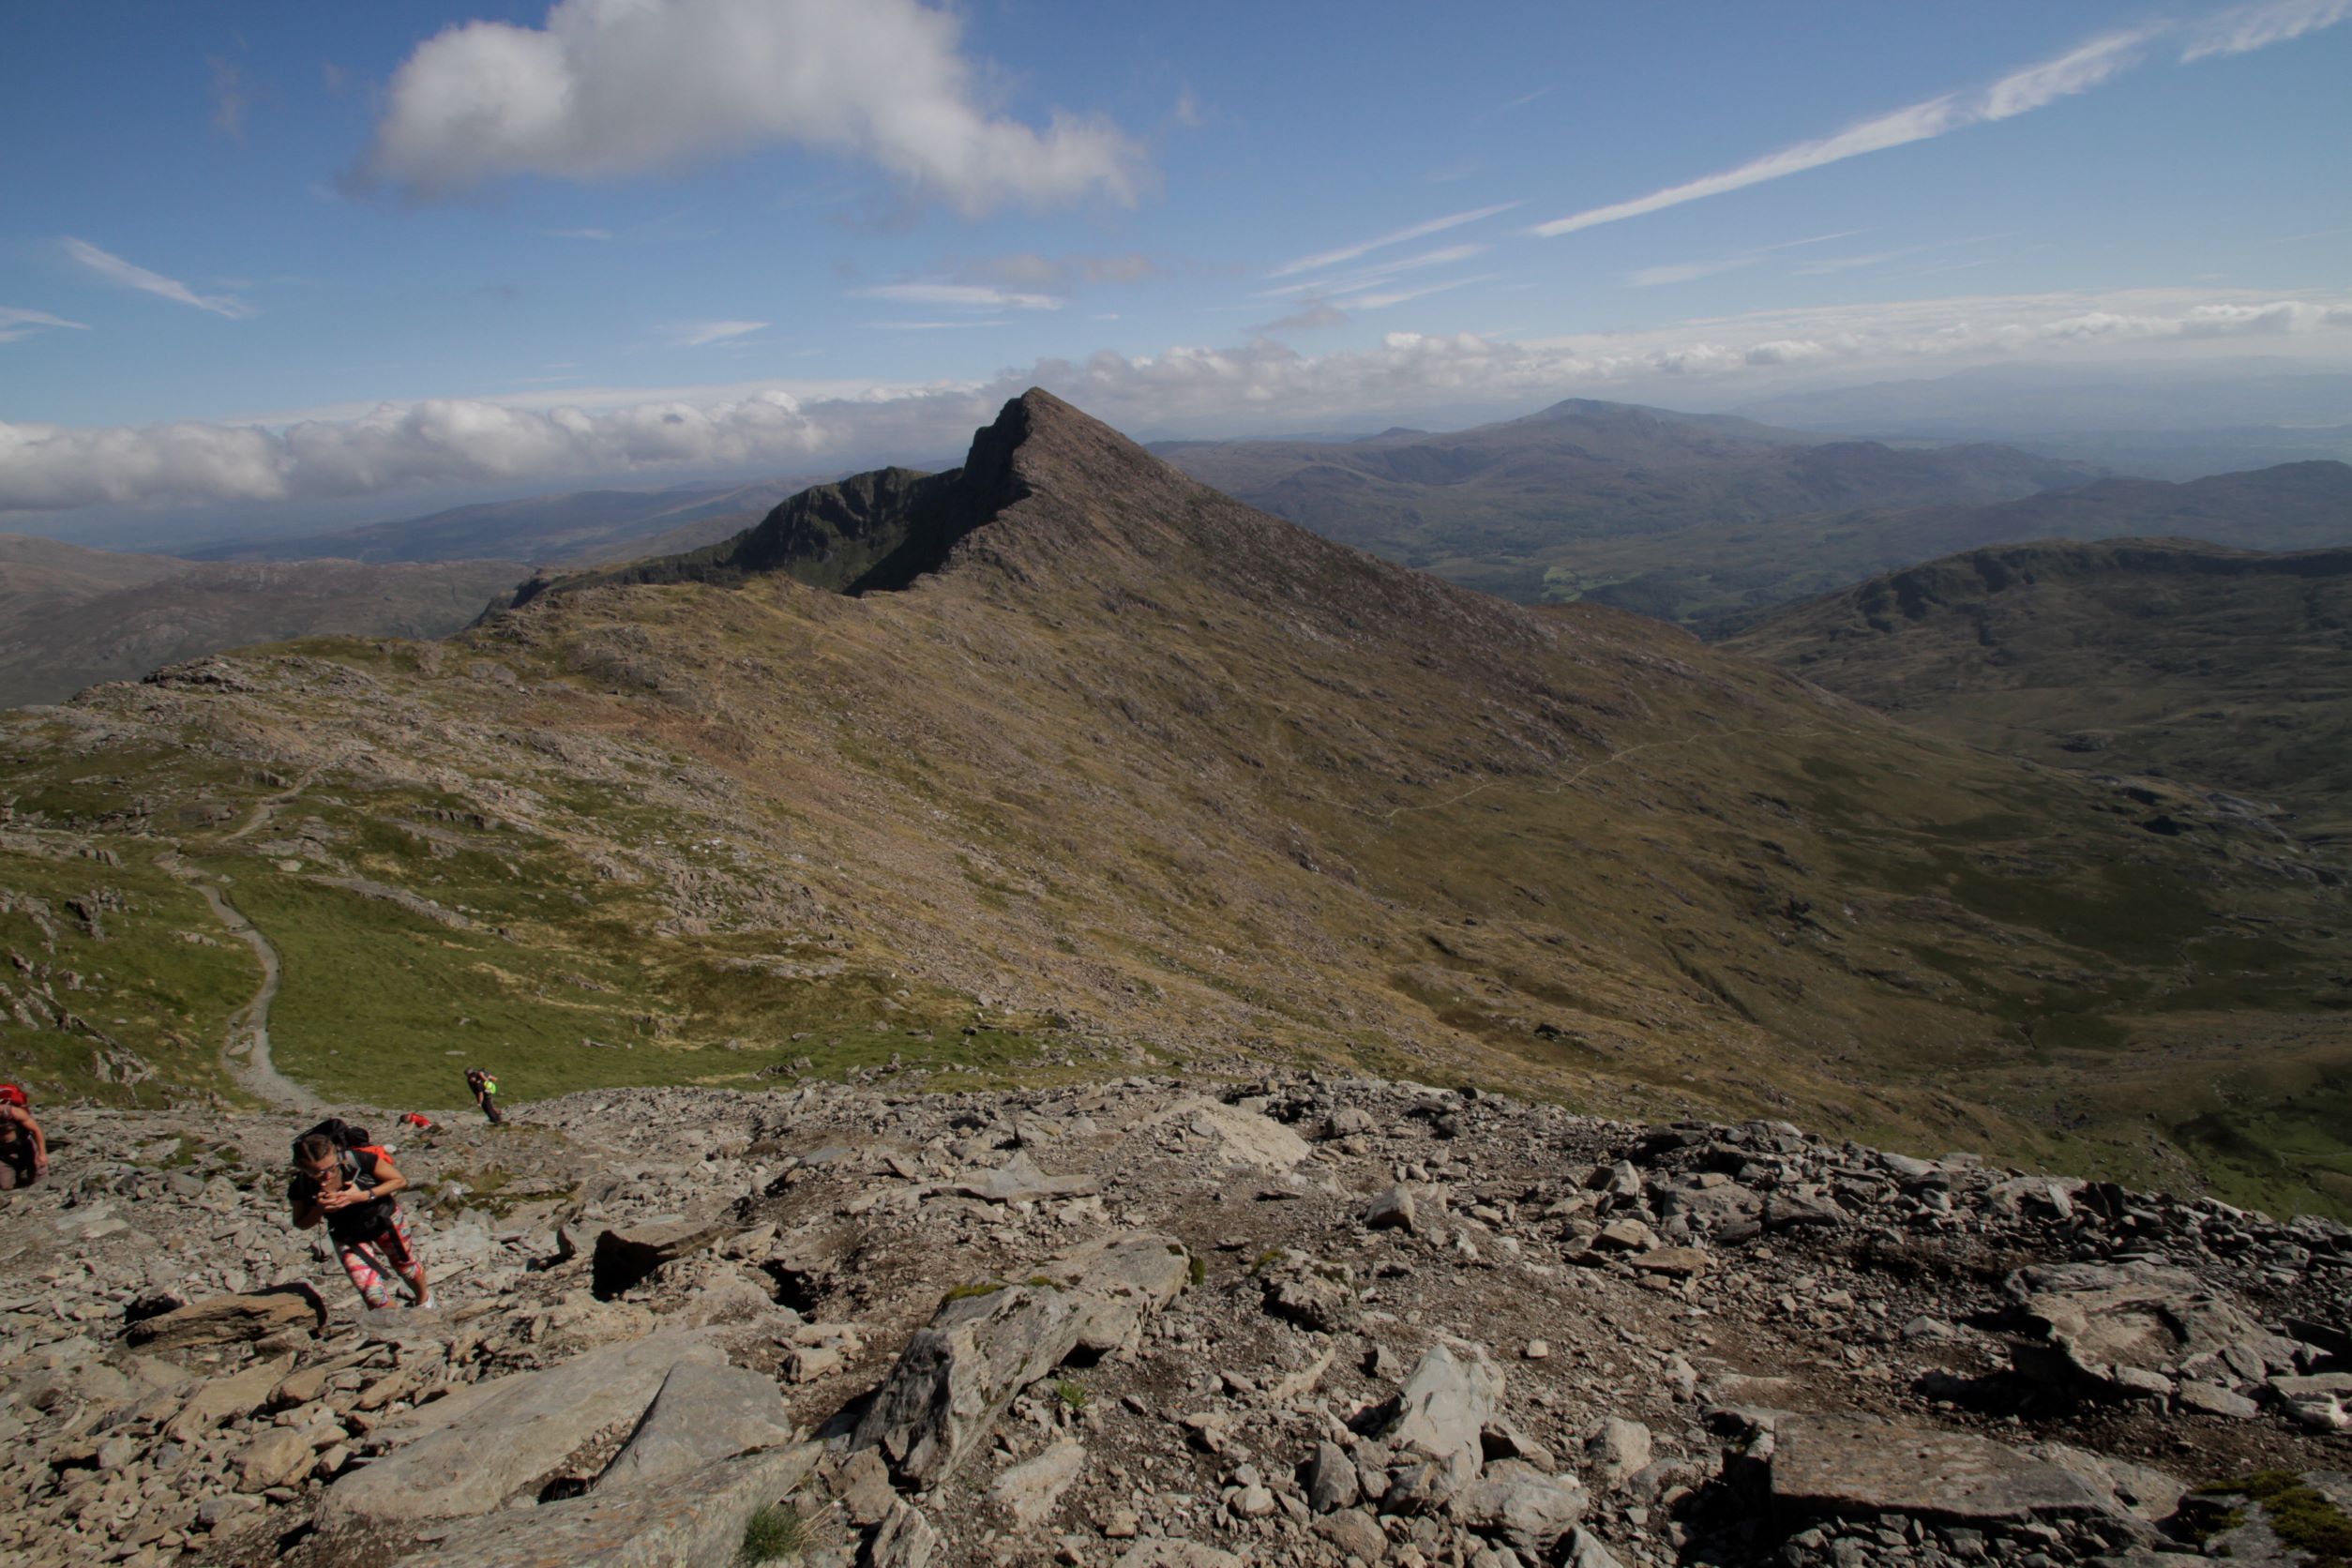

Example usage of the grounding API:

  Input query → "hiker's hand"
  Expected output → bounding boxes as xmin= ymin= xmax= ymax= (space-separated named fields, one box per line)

xmin=319 ymin=1188 xmax=357 ymax=1211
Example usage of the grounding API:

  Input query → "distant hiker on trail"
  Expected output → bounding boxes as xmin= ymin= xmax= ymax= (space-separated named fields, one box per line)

xmin=399 ymin=1111 xmax=435 ymax=1134
xmin=465 ymin=1067 xmax=503 ymax=1125
xmin=0 ymin=1084 xmax=46 ymax=1190
xmin=287 ymin=1120 xmax=434 ymax=1312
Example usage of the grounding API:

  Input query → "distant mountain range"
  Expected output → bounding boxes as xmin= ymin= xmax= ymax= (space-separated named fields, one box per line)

xmin=1731 ymin=364 xmax=2352 ymax=481
xmin=1156 ymin=397 xmax=2095 ymax=603
xmin=0 ymin=535 xmax=523 ymax=709
xmin=16 ymin=391 xmax=2345 ymax=1213
xmin=1728 ymin=536 xmax=2352 ymax=840
xmin=1544 ymin=460 xmax=2352 ymax=633
xmin=180 ymin=475 xmax=819 ymax=568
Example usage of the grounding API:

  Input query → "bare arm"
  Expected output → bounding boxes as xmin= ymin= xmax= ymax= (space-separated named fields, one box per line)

xmin=362 ymin=1152 xmax=408 ymax=1201
xmin=290 ymin=1185 xmax=323 ymax=1229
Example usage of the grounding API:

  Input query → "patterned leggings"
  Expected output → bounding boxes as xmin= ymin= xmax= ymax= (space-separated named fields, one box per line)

xmin=336 ymin=1214 xmax=423 ymax=1308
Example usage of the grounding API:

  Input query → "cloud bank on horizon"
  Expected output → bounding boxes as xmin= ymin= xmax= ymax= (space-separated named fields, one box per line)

xmin=5 ymin=287 xmax=2347 ymax=514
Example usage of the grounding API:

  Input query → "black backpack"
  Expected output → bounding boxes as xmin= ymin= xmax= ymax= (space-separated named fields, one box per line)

xmin=293 ymin=1117 xmax=374 ymax=1159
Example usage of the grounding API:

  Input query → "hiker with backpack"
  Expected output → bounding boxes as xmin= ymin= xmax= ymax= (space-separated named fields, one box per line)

xmin=0 ymin=1083 xmax=46 ymax=1190
xmin=464 ymin=1067 xmax=503 ymax=1125
xmin=287 ymin=1118 xmax=434 ymax=1312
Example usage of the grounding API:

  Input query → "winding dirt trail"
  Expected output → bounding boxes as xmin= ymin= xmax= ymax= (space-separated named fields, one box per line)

xmin=195 ymin=880 xmax=323 ymax=1113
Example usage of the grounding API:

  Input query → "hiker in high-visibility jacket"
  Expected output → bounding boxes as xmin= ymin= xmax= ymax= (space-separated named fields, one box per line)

xmin=288 ymin=1126 xmax=433 ymax=1311
xmin=464 ymin=1067 xmax=503 ymax=1125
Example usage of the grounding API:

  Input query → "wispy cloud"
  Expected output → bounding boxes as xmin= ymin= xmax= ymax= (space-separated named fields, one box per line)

xmin=1270 ymin=202 xmax=1523 ymax=279
xmin=1255 ymin=300 xmax=1350 ymax=335
xmin=0 ymin=308 xmax=91 ymax=345
xmin=208 ymin=55 xmax=252 ymax=141
xmin=63 ymin=238 xmax=255 ymax=319
xmin=671 ymin=319 xmax=768 ymax=347
xmin=866 ymin=318 xmax=1007 ymax=330
xmin=1336 ymin=273 xmax=1503 ymax=310
xmin=1531 ymin=28 xmax=2158 ymax=239
xmin=1628 ymin=230 xmax=1863 ymax=287
xmin=550 ymin=227 xmax=613 ymax=241
xmin=855 ymin=281 xmax=1063 ymax=311
xmin=1256 ymin=243 xmax=1492 ymax=300
xmin=2183 ymin=0 xmax=2352 ymax=59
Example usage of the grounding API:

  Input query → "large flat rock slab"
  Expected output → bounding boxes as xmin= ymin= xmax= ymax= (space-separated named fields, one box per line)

xmin=391 ymin=1442 xmax=817 ymax=1568
xmin=322 ymin=1329 xmax=721 ymax=1529
xmin=598 ymin=1360 xmax=794 ymax=1491
xmin=1772 ymin=1414 xmax=2109 ymax=1525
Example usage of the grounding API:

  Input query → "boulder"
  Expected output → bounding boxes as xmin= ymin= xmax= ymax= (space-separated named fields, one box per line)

xmin=1364 ymin=1184 xmax=1422 ymax=1233
xmin=1149 ymin=1098 xmax=1313 ymax=1169
xmin=1586 ymin=1418 xmax=1652 ymax=1492
xmin=125 ymin=1288 xmax=323 ymax=1353
xmin=165 ymin=1352 xmax=295 ymax=1442
xmin=2007 ymin=1262 xmax=2269 ymax=1400
xmin=390 ymin=1441 xmax=817 ymax=1568
xmin=987 ymin=1439 xmax=1085 ymax=1525
xmin=1380 ymin=1342 xmax=1501 ymax=1503
xmin=1771 ymin=1414 xmax=2108 ymax=1525
xmin=951 ymin=1151 xmax=1099 ymax=1204
xmin=853 ymin=1232 xmax=1189 ymax=1486
xmin=1304 ymin=1440 xmax=1361 ymax=1513
xmin=868 ymin=1499 xmax=942 ymax=1568
xmin=1450 ymin=1459 xmax=1588 ymax=1553
xmin=1318 ymin=1508 xmax=1388 ymax=1562
xmin=323 ymin=1329 xmax=722 ymax=1528
xmin=597 ymin=1360 xmax=795 ymax=1491
xmin=591 ymin=1215 xmax=733 ymax=1297
xmin=234 ymin=1425 xmax=316 ymax=1492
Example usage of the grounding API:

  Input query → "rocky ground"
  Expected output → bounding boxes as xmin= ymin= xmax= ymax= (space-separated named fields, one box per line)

xmin=2 ymin=1073 xmax=2348 ymax=1568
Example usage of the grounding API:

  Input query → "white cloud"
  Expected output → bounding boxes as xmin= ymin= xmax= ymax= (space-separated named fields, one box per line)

xmin=361 ymin=0 xmax=1145 ymax=217
xmin=671 ymin=320 xmax=769 ymax=347
xmin=1531 ymin=28 xmax=2156 ymax=238
xmin=63 ymin=239 xmax=255 ymax=320
xmin=855 ymin=282 xmax=1064 ymax=311
xmin=0 ymin=308 xmax=90 ymax=345
xmin=550 ymin=227 xmax=613 ymax=241
xmin=867 ymin=319 xmax=1008 ymax=331
xmin=6 ymin=288 xmax=2347 ymax=515
xmin=1270 ymin=203 xmax=1522 ymax=279
xmin=2183 ymin=0 xmax=2352 ymax=59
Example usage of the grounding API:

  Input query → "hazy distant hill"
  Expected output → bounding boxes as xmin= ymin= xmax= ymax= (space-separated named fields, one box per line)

xmin=1727 ymin=536 xmax=2352 ymax=838
xmin=182 ymin=476 xmax=817 ymax=568
xmin=1544 ymin=460 xmax=2352 ymax=632
xmin=9 ymin=392 xmax=2349 ymax=1214
xmin=1159 ymin=396 xmax=2092 ymax=601
xmin=1732 ymin=365 xmax=2352 ymax=480
xmin=0 ymin=534 xmax=523 ymax=708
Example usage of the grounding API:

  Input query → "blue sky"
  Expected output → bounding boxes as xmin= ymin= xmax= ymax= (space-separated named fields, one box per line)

xmin=2 ymin=0 xmax=2347 ymax=526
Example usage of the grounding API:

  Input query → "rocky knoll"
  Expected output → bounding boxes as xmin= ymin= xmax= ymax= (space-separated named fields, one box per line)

xmin=4 ymin=1077 xmax=2348 ymax=1568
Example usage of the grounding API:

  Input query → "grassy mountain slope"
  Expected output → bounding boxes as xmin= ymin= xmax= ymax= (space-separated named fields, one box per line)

xmin=1158 ymin=397 xmax=2091 ymax=602
xmin=1540 ymin=460 xmax=2352 ymax=632
xmin=3 ymin=393 xmax=2347 ymax=1215
xmin=0 ymin=536 xmax=525 ymax=708
xmin=1726 ymin=537 xmax=2352 ymax=837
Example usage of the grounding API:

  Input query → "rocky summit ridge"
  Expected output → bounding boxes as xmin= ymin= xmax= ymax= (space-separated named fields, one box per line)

xmin=4 ymin=1075 xmax=2348 ymax=1568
